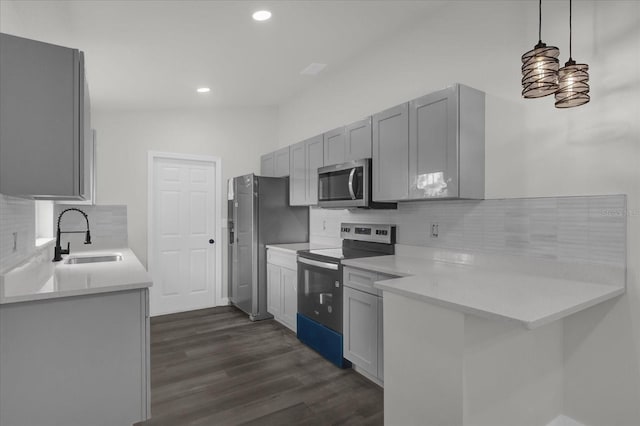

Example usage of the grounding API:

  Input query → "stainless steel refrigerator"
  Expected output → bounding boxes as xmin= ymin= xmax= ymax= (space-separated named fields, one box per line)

xmin=228 ymin=174 xmax=309 ymax=321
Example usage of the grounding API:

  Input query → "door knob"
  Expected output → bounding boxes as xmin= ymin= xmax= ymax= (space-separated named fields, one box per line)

xmin=209 ymin=239 xmax=215 ymax=244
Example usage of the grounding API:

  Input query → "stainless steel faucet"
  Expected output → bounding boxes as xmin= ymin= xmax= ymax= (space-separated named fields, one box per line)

xmin=52 ymin=208 xmax=92 ymax=262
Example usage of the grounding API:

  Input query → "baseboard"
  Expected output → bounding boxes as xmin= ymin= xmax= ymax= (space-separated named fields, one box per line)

xmin=217 ymin=297 xmax=229 ymax=306
xmin=351 ymin=364 xmax=384 ymax=388
xmin=546 ymin=415 xmax=586 ymax=426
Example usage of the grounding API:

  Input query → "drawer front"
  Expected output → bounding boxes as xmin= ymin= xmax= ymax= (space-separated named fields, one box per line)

xmin=343 ymin=267 xmax=380 ymax=296
xmin=266 ymin=249 xmax=298 ymax=269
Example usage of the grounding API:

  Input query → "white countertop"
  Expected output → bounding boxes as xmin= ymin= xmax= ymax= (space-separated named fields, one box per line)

xmin=0 ymin=248 xmax=152 ymax=305
xmin=266 ymin=242 xmax=330 ymax=254
xmin=342 ymin=253 xmax=624 ymax=329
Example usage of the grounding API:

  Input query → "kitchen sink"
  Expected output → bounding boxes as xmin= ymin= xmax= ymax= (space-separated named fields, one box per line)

xmin=65 ymin=254 xmax=123 ymax=265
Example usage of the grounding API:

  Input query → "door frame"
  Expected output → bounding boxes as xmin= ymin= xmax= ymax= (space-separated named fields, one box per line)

xmin=147 ymin=151 xmax=224 ymax=313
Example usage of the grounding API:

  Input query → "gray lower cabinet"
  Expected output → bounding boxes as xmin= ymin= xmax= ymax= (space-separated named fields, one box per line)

xmin=345 ymin=117 xmax=372 ymax=161
xmin=343 ymin=266 xmax=396 ymax=384
xmin=0 ymin=33 xmax=91 ymax=200
xmin=372 ymin=103 xmax=410 ymax=202
xmin=409 ymin=84 xmax=485 ymax=199
xmin=0 ymin=289 xmax=150 ymax=426
xmin=344 ymin=286 xmax=380 ymax=377
xmin=289 ymin=135 xmax=324 ymax=206
xmin=266 ymin=248 xmax=298 ymax=332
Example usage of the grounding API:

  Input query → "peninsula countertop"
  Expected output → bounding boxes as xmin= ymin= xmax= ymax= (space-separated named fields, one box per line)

xmin=0 ymin=248 xmax=152 ymax=305
xmin=342 ymin=253 xmax=625 ymax=329
xmin=266 ymin=242 xmax=332 ymax=254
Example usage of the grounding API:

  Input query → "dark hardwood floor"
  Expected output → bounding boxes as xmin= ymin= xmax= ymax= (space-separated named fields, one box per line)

xmin=137 ymin=306 xmax=383 ymax=426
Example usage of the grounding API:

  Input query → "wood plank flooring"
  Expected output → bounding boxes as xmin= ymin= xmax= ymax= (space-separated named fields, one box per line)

xmin=136 ymin=306 xmax=383 ymax=426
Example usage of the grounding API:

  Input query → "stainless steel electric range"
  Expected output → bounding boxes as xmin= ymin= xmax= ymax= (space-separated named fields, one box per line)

xmin=296 ymin=223 xmax=396 ymax=367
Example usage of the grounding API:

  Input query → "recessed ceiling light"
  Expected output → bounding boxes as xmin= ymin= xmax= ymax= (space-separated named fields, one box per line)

xmin=300 ymin=63 xmax=327 ymax=76
xmin=196 ymin=87 xmax=211 ymax=93
xmin=252 ymin=10 xmax=272 ymax=21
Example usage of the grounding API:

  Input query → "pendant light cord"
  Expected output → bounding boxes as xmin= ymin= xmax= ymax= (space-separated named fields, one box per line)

xmin=538 ymin=0 xmax=542 ymax=43
xmin=569 ymin=0 xmax=573 ymax=60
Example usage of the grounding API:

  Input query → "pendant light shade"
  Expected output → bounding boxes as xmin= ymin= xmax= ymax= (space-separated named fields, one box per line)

xmin=521 ymin=0 xmax=559 ymax=98
xmin=555 ymin=60 xmax=590 ymax=107
xmin=555 ymin=0 xmax=590 ymax=108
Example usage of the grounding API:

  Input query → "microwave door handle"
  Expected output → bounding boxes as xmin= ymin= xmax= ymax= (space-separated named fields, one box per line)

xmin=348 ymin=168 xmax=357 ymax=200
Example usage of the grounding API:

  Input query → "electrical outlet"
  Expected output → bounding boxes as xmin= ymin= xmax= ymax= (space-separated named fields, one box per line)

xmin=430 ymin=223 xmax=439 ymax=238
xmin=12 ymin=232 xmax=18 ymax=252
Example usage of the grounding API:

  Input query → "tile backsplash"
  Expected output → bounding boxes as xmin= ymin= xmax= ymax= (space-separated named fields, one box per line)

xmin=54 ymin=204 xmax=128 ymax=251
xmin=0 ymin=194 xmax=36 ymax=272
xmin=0 ymin=199 xmax=129 ymax=273
xmin=310 ymin=195 xmax=627 ymax=267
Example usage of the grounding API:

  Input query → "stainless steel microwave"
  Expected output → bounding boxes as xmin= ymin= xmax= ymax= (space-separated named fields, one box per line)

xmin=317 ymin=159 xmax=396 ymax=209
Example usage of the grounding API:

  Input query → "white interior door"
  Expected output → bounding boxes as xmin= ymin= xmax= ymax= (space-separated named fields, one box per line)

xmin=150 ymin=156 xmax=217 ymax=316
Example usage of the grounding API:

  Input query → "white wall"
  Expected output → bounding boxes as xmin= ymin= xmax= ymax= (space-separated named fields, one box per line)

xmin=277 ymin=1 xmax=640 ymax=424
xmin=92 ymin=107 xmax=279 ymax=271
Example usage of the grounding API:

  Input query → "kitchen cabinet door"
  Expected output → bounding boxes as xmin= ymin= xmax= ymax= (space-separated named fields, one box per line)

xmin=377 ymin=296 xmax=384 ymax=381
xmin=280 ymin=267 xmax=297 ymax=332
xmin=273 ymin=147 xmax=290 ymax=177
xmin=408 ymin=84 xmax=485 ymax=200
xmin=0 ymin=33 xmax=89 ymax=199
xmin=289 ymin=141 xmax=306 ymax=205
xmin=409 ymin=86 xmax=458 ymax=199
xmin=345 ymin=117 xmax=372 ymax=161
xmin=260 ymin=153 xmax=275 ymax=177
xmin=372 ymin=103 xmax=409 ymax=202
xmin=0 ymin=289 xmax=150 ymax=425
xmin=305 ymin=135 xmax=324 ymax=205
xmin=343 ymin=286 xmax=379 ymax=378
xmin=323 ymin=127 xmax=346 ymax=167
xmin=267 ymin=263 xmax=281 ymax=317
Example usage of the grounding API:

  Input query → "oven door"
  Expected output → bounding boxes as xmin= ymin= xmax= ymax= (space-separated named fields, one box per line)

xmin=318 ymin=159 xmax=369 ymax=208
xmin=297 ymin=257 xmax=343 ymax=333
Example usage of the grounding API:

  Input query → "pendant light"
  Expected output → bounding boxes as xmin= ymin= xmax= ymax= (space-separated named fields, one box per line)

xmin=555 ymin=0 xmax=590 ymax=108
xmin=521 ymin=0 xmax=560 ymax=98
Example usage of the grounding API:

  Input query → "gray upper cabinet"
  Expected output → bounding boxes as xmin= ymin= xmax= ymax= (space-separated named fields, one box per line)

xmin=345 ymin=117 xmax=372 ymax=161
xmin=372 ymin=103 xmax=409 ymax=202
xmin=323 ymin=118 xmax=372 ymax=166
xmin=260 ymin=153 xmax=275 ymax=177
xmin=273 ymin=146 xmax=290 ymax=177
xmin=289 ymin=141 xmax=306 ymax=205
xmin=0 ymin=33 xmax=90 ymax=199
xmin=409 ymin=84 xmax=485 ymax=200
xmin=261 ymin=147 xmax=290 ymax=177
xmin=58 ymin=129 xmax=97 ymax=206
xmin=306 ymin=135 xmax=324 ymax=204
xmin=323 ymin=127 xmax=346 ymax=166
xmin=289 ymin=135 xmax=324 ymax=206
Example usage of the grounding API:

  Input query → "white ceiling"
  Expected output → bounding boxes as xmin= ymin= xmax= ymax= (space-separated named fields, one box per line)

xmin=3 ymin=0 xmax=443 ymax=110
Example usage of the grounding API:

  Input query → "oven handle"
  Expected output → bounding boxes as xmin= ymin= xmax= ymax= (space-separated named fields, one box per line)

xmin=298 ymin=257 xmax=339 ymax=271
xmin=348 ymin=168 xmax=356 ymax=200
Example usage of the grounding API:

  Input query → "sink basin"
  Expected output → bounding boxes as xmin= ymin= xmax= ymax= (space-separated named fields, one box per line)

xmin=65 ymin=254 xmax=123 ymax=265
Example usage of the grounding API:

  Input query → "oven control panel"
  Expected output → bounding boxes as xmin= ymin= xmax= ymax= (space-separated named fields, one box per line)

xmin=340 ymin=223 xmax=396 ymax=244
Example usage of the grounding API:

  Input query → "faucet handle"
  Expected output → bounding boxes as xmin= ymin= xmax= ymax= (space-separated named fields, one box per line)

xmin=61 ymin=242 xmax=70 ymax=255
